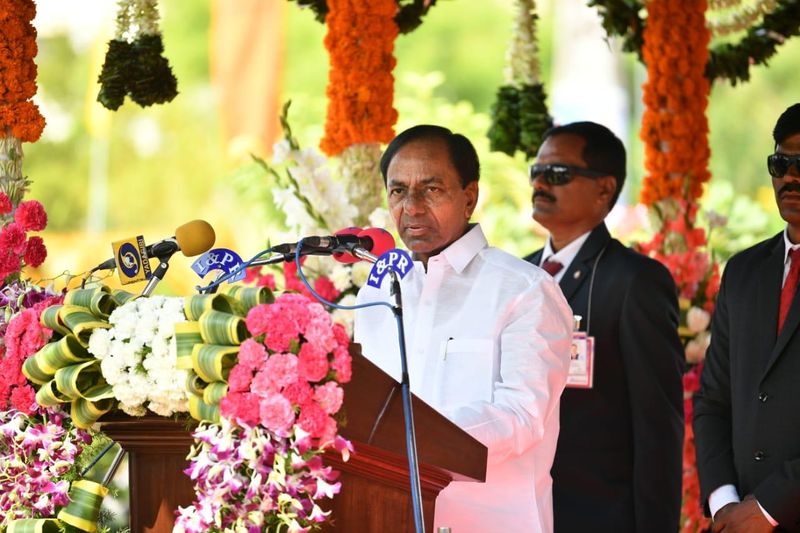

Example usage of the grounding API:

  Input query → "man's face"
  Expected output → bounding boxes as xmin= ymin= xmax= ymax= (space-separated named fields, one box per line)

xmin=386 ymin=138 xmax=478 ymax=264
xmin=531 ymin=133 xmax=615 ymax=234
xmin=772 ymin=132 xmax=800 ymax=231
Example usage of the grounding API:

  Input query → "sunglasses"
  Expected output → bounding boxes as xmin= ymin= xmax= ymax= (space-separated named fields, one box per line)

xmin=529 ymin=163 xmax=610 ymax=186
xmin=768 ymin=153 xmax=800 ymax=178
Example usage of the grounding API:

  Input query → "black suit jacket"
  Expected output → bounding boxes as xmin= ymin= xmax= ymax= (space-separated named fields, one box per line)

xmin=694 ymin=232 xmax=800 ymax=531
xmin=525 ymin=223 xmax=684 ymax=533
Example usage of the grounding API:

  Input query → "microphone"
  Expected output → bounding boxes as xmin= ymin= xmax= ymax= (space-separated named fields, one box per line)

xmin=94 ymin=219 xmax=216 ymax=270
xmin=272 ymin=227 xmax=395 ymax=261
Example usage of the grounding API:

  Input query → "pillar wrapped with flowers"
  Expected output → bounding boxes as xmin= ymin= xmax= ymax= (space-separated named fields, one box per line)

xmin=636 ymin=1 xmax=717 ymax=530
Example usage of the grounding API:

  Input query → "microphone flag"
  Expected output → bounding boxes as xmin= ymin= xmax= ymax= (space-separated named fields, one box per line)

xmin=191 ymin=248 xmax=247 ymax=283
xmin=111 ymin=236 xmax=152 ymax=284
xmin=366 ymin=248 xmax=413 ymax=288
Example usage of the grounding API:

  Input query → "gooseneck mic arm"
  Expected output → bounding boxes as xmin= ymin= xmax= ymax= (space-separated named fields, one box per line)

xmin=141 ymin=256 xmax=172 ymax=297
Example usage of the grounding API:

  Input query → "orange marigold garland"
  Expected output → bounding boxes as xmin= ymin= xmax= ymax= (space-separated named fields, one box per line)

xmin=0 ymin=0 xmax=45 ymax=143
xmin=640 ymin=0 xmax=711 ymax=208
xmin=320 ymin=0 xmax=399 ymax=156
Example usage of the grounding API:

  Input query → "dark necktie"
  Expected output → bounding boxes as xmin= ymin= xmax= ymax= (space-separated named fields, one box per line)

xmin=541 ymin=258 xmax=563 ymax=277
xmin=778 ymin=248 xmax=800 ymax=333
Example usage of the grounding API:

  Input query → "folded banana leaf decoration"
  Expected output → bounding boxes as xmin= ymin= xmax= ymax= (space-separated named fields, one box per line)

xmin=177 ymin=284 xmax=273 ymax=423
xmin=23 ymin=286 xmax=135 ymax=429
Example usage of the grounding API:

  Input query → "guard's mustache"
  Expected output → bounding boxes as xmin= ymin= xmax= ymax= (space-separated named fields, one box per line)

xmin=779 ymin=182 xmax=800 ymax=196
xmin=533 ymin=190 xmax=556 ymax=202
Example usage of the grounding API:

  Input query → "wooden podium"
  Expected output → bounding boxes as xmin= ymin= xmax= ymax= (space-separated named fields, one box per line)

xmin=99 ymin=350 xmax=487 ymax=532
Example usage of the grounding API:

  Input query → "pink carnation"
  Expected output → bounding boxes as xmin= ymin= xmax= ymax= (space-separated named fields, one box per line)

xmin=245 ymin=304 xmax=272 ymax=337
xmin=283 ymin=379 xmax=314 ymax=407
xmin=220 ymin=391 xmax=260 ymax=427
xmin=314 ymin=277 xmax=341 ymax=302
xmin=237 ymin=339 xmax=267 ymax=370
xmin=259 ymin=392 xmax=296 ymax=435
xmin=244 ymin=268 xmax=277 ymax=289
xmin=298 ymin=342 xmax=329 ymax=382
xmin=24 ymin=236 xmax=47 ymax=267
xmin=227 ymin=364 xmax=254 ymax=393
xmin=10 ymin=384 xmax=37 ymax=415
xmin=333 ymin=322 xmax=351 ymax=347
xmin=4 ymin=307 xmax=52 ymax=360
xmin=0 ymin=222 xmax=27 ymax=254
xmin=331 ymin=345 xmax=352 ymax=383
xmin=263 ymin=352 xmax=299 ymax=389
xmin=314 ymin=382 xmax=344 ymax=415
xmin=0 ymin=192 xmax=11 ymax=214
xmin=297 ymin=402 xmax=330 ymax=439
xmin=15 ymin=200 xmax=48 ymax=231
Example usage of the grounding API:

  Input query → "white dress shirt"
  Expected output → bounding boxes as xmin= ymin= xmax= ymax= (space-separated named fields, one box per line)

xmin=539 ymin=231 xmax=592 ymax=283
xmin=706 ymin=228 xmax=800 ymax=527
xmin=354 ymin=224 xmax=573 ymax=533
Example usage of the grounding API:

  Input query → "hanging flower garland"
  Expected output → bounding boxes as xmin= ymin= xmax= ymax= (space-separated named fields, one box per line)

xmin=288 ymin=0 xmax=439 ymax=35
xmin=706 ymin=0 xmax=777 ymax=38
xmin=639 ymin=0 xmax=711 ymax=207
xmin=0 ymin=0 xmax=45 ymax=144
xmin=487 ymin=0 xmax=552 ymax=160
xmin=590 ymin=0 xmax=800 ymax=85
xmin=96 ymin=0 xmax=178 ymax=110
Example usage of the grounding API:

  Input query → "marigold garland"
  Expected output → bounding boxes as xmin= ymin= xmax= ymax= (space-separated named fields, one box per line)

xmin=319 ymin=0 xmax=398 ymax=156
xmin=288 ymin=0 xmax=439 ymax=35
xmin=639 ymin=0 xmax=711 ymax=208
xmin=0 ymin=0 xmax=45 ymax=143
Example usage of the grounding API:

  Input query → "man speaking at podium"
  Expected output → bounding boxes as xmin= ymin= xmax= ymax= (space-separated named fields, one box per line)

xmin=355 ymin=125 xmax=573 ymax=532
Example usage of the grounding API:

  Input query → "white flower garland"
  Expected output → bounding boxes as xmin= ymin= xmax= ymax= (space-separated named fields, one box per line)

xmin=88 ymin=296 xmax=189 ymax=417
xmin=706 ymin=0 xmax=778 ymax=38
xmin=504 ymin=0 xmax=541 ymax=86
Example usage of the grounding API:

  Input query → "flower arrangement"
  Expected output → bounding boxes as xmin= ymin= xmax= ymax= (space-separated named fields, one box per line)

xmin=89 ymin=295 xmax=189 ymax=417
xmin=96 ymin=0 xmax=178 ymax=110
xmin=0 ymin=407 xmax=92 ymax=528
xmin=0 ymin=191 xmax=49 ymax=284
xmin=1 ymin=282 xmax=63 ymax=415
xmin=175 ymin=292 xmax=354 ymax=532
xmin=487 ymin=0 xmax=552 ymax=160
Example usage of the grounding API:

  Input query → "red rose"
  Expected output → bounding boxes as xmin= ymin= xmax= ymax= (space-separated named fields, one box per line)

xmin=14 ymin=200 xmax=47 ymax=231
xmin=23 ymin=235 xmax=47 ymax=267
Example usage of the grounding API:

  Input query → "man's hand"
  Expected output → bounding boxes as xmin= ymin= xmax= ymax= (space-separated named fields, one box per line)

xmin=712 ymin=496 xmax=775 ymax=533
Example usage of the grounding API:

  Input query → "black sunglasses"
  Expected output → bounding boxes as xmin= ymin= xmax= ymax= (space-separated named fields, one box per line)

xmin=768 ymin=153 xmax=800 ymax=178
xmin=529 ymin=163 xmax=610 ymax=186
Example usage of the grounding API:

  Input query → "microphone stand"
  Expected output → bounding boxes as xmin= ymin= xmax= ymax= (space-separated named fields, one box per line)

xmin=141 ymin=256 xmax=172 ymax=297
xmin=351 ymin=246 xmax=425 ymax=533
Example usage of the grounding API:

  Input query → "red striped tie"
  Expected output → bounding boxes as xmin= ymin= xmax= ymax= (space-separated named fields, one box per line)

xmin=778 ymin=248 xmax=800 ymax=333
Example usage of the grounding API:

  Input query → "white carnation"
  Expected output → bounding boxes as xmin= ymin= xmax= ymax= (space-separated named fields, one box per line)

xmin=685 ymin=331 xmax=711 ymax=364
xmin=350 ymin=262 xmax=373 ymax=288
xmin=686 ymin=307 xmax=711 ymax=334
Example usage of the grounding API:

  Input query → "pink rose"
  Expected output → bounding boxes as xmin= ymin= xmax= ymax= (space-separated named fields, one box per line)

xmin=259 ymin=393 xmax=295 ymax=435
xmin=298 ymin=342 xmax=329 ymax=382
xmin=314 ymin=382 xmax=344 ymax=415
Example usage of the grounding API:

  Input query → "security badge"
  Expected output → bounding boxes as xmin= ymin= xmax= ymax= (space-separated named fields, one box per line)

xmin=567 ymin=314 xmax=595 ymax=389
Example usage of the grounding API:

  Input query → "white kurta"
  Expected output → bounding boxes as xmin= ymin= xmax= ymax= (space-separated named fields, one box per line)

xmin=354 ymin=225 xmax=572 ymax=533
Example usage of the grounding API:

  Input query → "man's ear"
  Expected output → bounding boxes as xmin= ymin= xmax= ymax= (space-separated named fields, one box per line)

xmin=465 ymin=180 xmax=479 ymax=218
xmin=597 ymin=176 xmax=617 ymax=207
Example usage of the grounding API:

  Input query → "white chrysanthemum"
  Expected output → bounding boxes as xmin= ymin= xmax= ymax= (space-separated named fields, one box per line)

xmin=329 ymin=264 xmax=354 ymax=292
xmin=88 ymin=328 xmax=112 ymax=359
xmin=368 ymin=207 xmax=393 ymax=233
xmin=350 ymin=262 xmax=373 ymax=288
